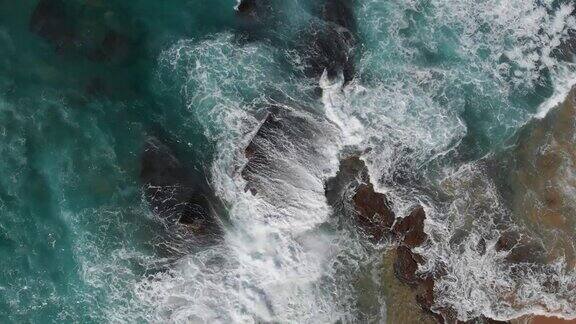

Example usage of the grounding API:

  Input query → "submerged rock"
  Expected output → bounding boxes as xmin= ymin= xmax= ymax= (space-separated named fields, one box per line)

xmin=236 ymin=0 xmax=258 ymax=15
xmin=502 ymin=87 xmax=576 ymax=268
xmin=323 ymin=0 xmax=356 ymax=32
xmin=29 ymin=0 xmax=136 ymax=63
xmin=494 ymin=230 xmax=547 ymax=264
xmin=29 ymin=0 xmax=75 ymax=52
xmin=87 ymin=30 xmax=133 ymax=63
xmin=552 ymin=29 xmax=576 ymax=62
xmin=140 ymin=137 xmax=220 ymax=238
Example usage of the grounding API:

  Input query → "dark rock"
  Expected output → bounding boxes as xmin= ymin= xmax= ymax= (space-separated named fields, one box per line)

xmin=324 ymin=156 xmax=369 ymax=207
xmin=415 ymin=276 xmax=434 ymax=309
xmin=495 ymin=231 xmax=520 ymax=252
xmin=476 ymin=237 xmax=487 ymax=256
xmin=323 ymin=0 xmax=356 ymax=31
xmin=495 ymin=230 xmax=546 ymax=264
xmin=303 ymin=20 xmax=356 ymax=82
xmin=140 ymin=137 xmax=220 ymax=236
xmin=29 ymin=0 xmax=75 ymax=51
xmin=552 ymin=29 xmax=576 ymax=62
xmin=30 ymin=0 xmax=136 ymax=64
xmin=352 ymin=182 xmax=396 ymax=242
xmin=234 ymin=0 xmax=274 ymax=27
xmin=325 ymin=155 xmax=396 ymax=242
xmin=241 ymin=105 xmax=320 ymax=196
xmin=394 ymin=245 xmax=424 ymax=286
xmin=392 ymin=206 xmax=428 ymax=248
xmin=479 ymin=317 xmax=510 ymax=324
xmin=236 ymin=0 xmax=257 ymax=14
xmin=326 ymin=156 xmax=396 ymax=241
xmin=299 ymin=0 xmax=357 ymax=82
xmin=87 ymin=30 xmax=132 ymax=63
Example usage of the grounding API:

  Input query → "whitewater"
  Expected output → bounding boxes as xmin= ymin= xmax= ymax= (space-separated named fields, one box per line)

xmin=122 ymin=0 xmax=576 ymax=322
xmin=1 ymin=0 xmax=576 ymax=323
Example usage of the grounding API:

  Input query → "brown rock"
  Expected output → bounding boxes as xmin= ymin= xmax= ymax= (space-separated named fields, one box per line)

xmin=512 ymin=315 xmax=576 ymax=324
xmin=352 ymin=182 xmax=396 ymax=242
xmin=393 ymin=206 xmax=428 ymax=248
xmin=495 ymin=230 xmax=546 ymax=264
xmin=325 ymin=155 xmax=395 ymax=241
xmin=394 ymin=245 xmax=424 ymax=286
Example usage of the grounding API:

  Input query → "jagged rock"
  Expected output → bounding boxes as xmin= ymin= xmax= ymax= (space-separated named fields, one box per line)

xmin=299 ymin=0 xmax=356 ymax=82
xmin=495 ymin=230 xmax=546 ymax=264
xmin=324 ymin=156 xmax=368 ymax=206
xmin=241 ymin=105 xmax=323 ymax=196
xmin=394 ymin=245 xmax=425 ymax=286
xmin=140 ymin=137 xmax=220 ymax=236
xmin=393 ymin=206 xmax=428 ymax=248
xmin=325 ymin=155 xmax=396 ymax=242
xmin=352 ymin=182 xmax=396 ymax=241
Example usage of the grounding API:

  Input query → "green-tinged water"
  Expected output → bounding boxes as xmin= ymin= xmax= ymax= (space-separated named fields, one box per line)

xmin=0 ymin=0 xmax=575 ymax=322
xmin=0 ymin=1 xmax=237 ymax=321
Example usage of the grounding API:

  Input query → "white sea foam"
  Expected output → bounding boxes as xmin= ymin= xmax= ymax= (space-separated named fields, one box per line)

xmin=135 ymin=32 xmax=380 ymax=322
xmin=131 ymin=0 xmax=576 ymax=321
xmin=355 ymin=0 xmax=576 ymax=321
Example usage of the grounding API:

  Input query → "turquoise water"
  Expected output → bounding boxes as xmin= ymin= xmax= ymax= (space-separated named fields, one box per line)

xmin=0 ymin=0 xmax=575 ymax=322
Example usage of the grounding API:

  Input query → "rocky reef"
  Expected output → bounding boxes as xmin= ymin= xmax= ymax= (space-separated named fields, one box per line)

xmin=140 ymin=137 xmax=221 ymax=244
xmin=30 ymin=0 xmax=138 ymax=63
xmin=504 ymin=88 xmax=576 ymax=269
xmin=325 ymin=87 xmax=576 ymax=323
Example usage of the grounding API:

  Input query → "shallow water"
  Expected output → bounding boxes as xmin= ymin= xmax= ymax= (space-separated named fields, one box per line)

xmin=0 ymin=0 xmax=575 ymax=322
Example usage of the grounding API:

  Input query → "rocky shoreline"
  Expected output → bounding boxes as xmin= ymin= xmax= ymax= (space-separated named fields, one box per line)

xmin=324 ymin=87 xmax=576 ymax=323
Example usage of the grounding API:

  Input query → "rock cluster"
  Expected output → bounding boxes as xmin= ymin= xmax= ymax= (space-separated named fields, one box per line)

xmin=325 ymin=155 xmax=515 ymax=323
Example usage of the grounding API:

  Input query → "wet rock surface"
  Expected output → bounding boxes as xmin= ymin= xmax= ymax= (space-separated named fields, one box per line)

xmin=325 ymin=156 xmax=396 ymax=242
xmin=393 ymin=206 xmax=428 ymax=248
xmin=324 ymin=156 xmax=368 ymax=206
xmin=301 ymin=0 xmax=357 ymax=82
xmin=140 ymin=137 xmax=220 ymax=237
xmin=241 ymin=105 xmax=326 ymax=196
xmin=326 ymin=155 xmax=520 ymax=323
xmin=394 ymin=245 xmax=424 ymax=286
xmin=352 ymin=182 xmax=395 ymax=241
xmin=497 ymin=88 xmax=576 ymax=268
xmin=495 ymin=230 xmax=547 ymax=264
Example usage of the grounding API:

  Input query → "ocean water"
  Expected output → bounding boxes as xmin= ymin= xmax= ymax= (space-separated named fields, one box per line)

xmin=0 ymin=0 xmax=575 ymax=322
